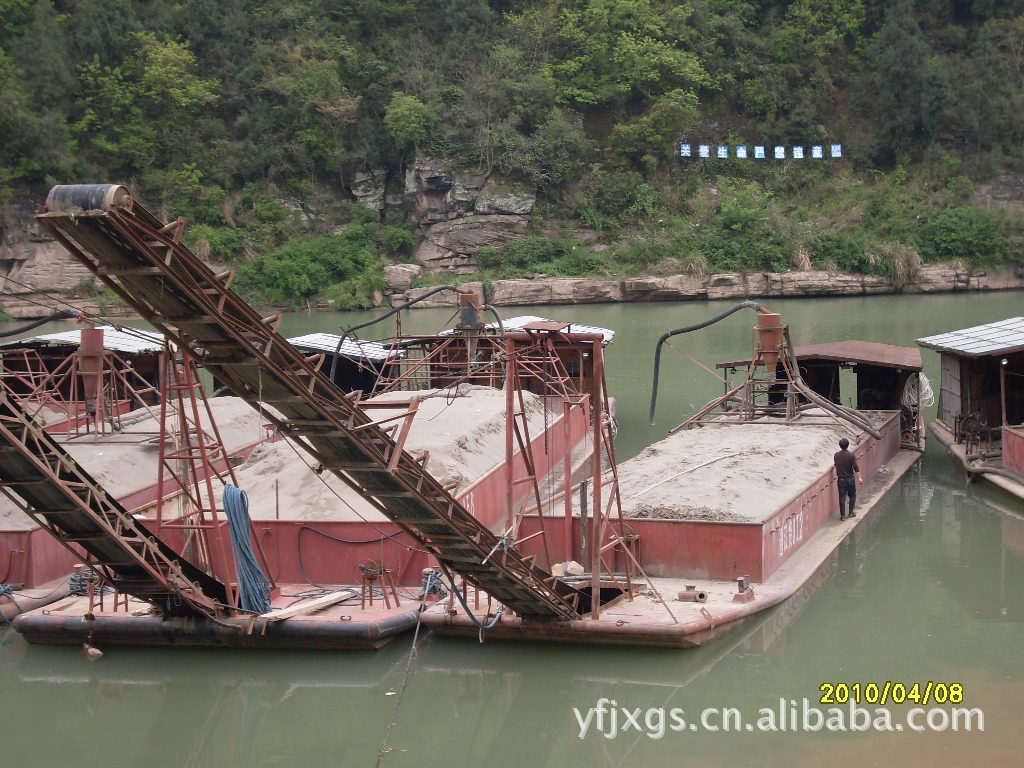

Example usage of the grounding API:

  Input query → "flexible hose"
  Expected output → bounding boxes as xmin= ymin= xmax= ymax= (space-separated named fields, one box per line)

xmin=649 ymin=300 xmax=765 ymax=424
xmin=782 ymin=328 xmax=881 ymax=439
xmin=648 ymin=301 xmax=881 ymax=439
xmin=0 ymin=310 xmax=77 ymax=337
xmin=327 ymin=285 xmax=462 ymax=384
xmin=223 ymin=485 xmax=272 ymax=614
xmin=967 ymin=463 xmax=1024 ymax=486
xmin=446 ymin=573 xmax=504 ymax=630
xmin=482 ymin=304 xmax=504 ymax=334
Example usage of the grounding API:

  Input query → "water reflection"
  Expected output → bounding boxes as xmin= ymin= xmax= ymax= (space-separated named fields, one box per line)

xmin=1 ymin=293 xmax=1023 ymax=766
xmin=2 ymin=460 xmax=1019 ymax=767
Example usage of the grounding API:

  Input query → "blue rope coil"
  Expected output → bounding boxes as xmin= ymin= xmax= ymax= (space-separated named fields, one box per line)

xmin=223 ymin=485 xmax=272 ymax=615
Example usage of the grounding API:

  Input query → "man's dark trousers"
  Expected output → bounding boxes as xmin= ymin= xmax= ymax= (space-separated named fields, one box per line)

xmin=838 ymin=476 xmax=857 ymax=518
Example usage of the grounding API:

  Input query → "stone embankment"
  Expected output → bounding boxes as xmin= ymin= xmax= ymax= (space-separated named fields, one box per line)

xmin=387 ymin=263 xmax=1024 ymax=309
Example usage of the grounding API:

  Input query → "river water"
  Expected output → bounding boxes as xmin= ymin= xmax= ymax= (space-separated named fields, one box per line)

xmin=1 ymin=292 xmax=1022 ymax=767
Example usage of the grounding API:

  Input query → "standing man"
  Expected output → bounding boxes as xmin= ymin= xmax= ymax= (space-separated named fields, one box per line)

xmin=834 ymin=437 xmax=863 ymax=520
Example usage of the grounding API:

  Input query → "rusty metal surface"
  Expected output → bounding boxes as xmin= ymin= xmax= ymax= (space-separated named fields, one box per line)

xmin=717 ymin=340 xmax=923 ymax=371
xmin=0 ymin=383 xmax=228 ymax=615
xmin=1003 ymin=425 xmax=1024 ymax=475
xmin=38 ymin=184 xmax=582 ymax=620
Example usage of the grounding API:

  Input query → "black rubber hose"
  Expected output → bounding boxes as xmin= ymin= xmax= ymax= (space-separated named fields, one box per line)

xmin=483 ymin=304 xmax=504 ymax=334
xmin=342 ymin=285 xmax=460 ymax=338
xmin=0 ymin=310 xmax=77 ymax=338
xmin=967 ymin=462 xmax=1024 ymax=486
xmin=649 ymin=300 xmax=764 ymax=425
xmin=328 ymin=285 xmax=461 ymax=385
xmin=781 ymin=327 xmax=881 ymax=439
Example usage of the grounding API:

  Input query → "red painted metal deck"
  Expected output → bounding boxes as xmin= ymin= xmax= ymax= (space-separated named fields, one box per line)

xmin=1004 ymin=425 xmax=1024 ymax=475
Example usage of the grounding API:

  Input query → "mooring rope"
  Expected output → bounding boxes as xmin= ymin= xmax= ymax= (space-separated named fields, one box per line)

xmin=374 ymin=569 xmax=440 ymax=767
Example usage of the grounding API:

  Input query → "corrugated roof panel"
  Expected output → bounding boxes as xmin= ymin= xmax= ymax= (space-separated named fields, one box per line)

xmin=0 ymin=325 xmax=163 ymax=353
xmin=440 ymin=315 xmax=615 ymax=345
xmin=916 ymin=317 xmax=1024 ymax=357
xmin=287 ymin=333 xmax=396 ymax=361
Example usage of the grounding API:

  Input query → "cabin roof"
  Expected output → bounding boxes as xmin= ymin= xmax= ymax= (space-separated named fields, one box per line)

xmin=716 ymin=340 xmax=923 ymax=371
xmin=440 ymin=315 xmax=615 ymax=345
xmin=0 ymin=325 xmax=163 ymax=354
xmin=287 ymin=333 xmax=396 ymax=362
xmin=916 ymin=317 xmax=1024 ymax=358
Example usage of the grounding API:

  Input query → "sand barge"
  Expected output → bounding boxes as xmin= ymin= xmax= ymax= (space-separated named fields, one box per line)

xmin=617 ymin=412 xmax=892 ymax=524
xmin=234 ymin=384 xmax=555 ymax=522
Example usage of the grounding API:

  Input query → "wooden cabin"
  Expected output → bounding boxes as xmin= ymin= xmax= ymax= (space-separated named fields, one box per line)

xmin=918 ymin=317 xmax=1024 ymax=477
xmin=288 ymin=333 xmax=398 ymax=393
xmin=918 ymin=318 xmax=1024 ymax=441
xmin=716 ymin=340 xmax=926 ymax=444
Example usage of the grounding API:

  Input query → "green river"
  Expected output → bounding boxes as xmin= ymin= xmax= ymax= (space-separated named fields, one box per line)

xmin=1 ymin=291 xmax=1022 ymax=767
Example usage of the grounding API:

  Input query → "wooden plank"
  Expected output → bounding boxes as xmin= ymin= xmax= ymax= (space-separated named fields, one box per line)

xmin=260 ymin=589 xmax=356 ymax=621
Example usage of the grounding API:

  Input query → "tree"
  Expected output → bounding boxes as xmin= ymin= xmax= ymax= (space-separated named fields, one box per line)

xmin=549 ymin=0 xmax=709 ymax=106
xmin=862 ymin=1 xmax=951 ymax=164
xmin=384 ymin=91 xmax=435 ymax=149
xmin=958 ymin=23 xmax=1016 ymax=152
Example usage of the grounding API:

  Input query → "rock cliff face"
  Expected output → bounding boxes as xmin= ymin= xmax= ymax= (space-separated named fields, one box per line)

xmin=1 ymin=168 xmax=1022 ymax=321
xmin=0 ymin=199 xmax=136 ymax=319
xmin=404 ymin=157 xmax=535 ymax=274
xmin=390 ymin=264 xmax=1024 ymax=309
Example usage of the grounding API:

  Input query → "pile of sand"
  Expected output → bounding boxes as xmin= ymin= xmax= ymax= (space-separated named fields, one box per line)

xmin=235 ymin=385 xmax=552 ymax=521
xmin=617 ymin=412 xmax=884 ymax=523
xmin=0 ymin=397 xmax=268 ymax=531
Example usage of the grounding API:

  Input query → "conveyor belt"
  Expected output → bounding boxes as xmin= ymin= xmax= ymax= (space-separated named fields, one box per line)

xmin=38 ymin=184 xmax=580 ymax=619
xmin=0 ymin=383 xmax=227 ymax=615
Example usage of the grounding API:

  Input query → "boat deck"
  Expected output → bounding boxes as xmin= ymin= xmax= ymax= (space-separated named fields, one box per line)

xmin=930 ymin=420 xmax=1024 ymax=502
xmin=422 ymin=448 xmax=920 ymax=647
xmin=14 ymin=583 xmax=423 ymax=650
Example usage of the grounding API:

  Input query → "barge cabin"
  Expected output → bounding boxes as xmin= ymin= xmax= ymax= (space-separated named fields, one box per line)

xmin=917 ymin=317 xmax=1024 ymax=499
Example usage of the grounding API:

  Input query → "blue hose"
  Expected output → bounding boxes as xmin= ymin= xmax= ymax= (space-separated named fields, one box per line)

xmin=0 ymin=584 xmax=22 ymax=628
xmin=223 ymin=485 xmax=272 ymax=614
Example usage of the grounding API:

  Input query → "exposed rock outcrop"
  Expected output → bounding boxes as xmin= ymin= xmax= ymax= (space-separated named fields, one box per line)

xmin=416 ymin=214 xmax=530 ymax=274
xmin=350 ymin=169 xmax=387 ymax=211
xmin=0 ymin=200 xmax=137 ymax=318
xmin=404 ymin=157 xmax=536 ymax=274
xmin=384 ymin=263 xmax=422 ymax=293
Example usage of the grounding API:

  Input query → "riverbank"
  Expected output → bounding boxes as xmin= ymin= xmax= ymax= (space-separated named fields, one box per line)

xmin=1 ymin=244 xmax=1020 ymax=320
xmin=389 ymin=261 xmax=1024 ymax=309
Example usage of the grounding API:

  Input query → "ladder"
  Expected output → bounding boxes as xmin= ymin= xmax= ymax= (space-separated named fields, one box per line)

xmin=0 ymin=382 xmax=228 ymax=615
xmin=38 ymin=185 xmax=581 ymax=619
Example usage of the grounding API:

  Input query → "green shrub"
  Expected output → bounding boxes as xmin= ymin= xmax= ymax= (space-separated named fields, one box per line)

xmin=474 ymin=235 xmax=599 ymax=277
xmin=610 ymin=237 xmax=668 ymax=267
xmin=236 ymin=228 xmax=386 ymax=307
xmin=697 ymin=180 xmax=792 ymax=273
xmin=812 ymin=234 xmax=877 ymax=274
xmin=918 ymin=207 xmax=1012 ymax=267
xmin=188 ymin=225 xmax=247 ymax=261
xmin=578 ymin=171 xmax=662 ymax=231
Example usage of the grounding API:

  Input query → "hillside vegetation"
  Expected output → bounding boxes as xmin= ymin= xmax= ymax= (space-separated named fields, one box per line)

xmin=1 ymin=0 xmax=1022 ymax=307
